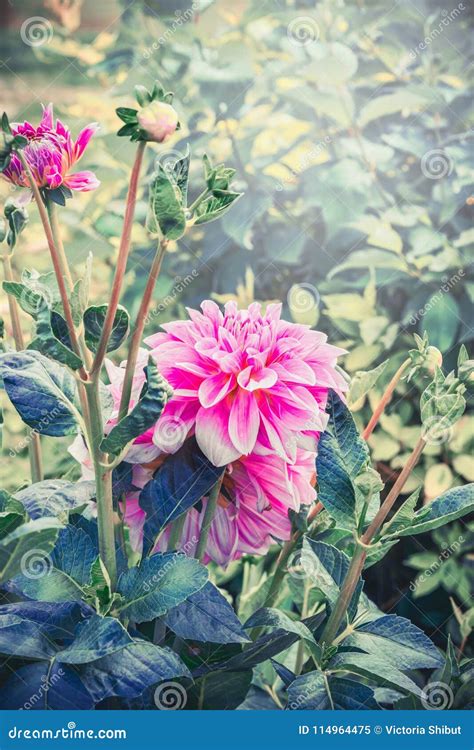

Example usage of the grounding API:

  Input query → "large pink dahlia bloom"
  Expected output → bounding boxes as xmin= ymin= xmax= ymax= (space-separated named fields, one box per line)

xmin=69 ymin=301 xmax=347 ymax=565
xmin=3 ymin=104 xmax=99 ymax=193
xmin=145 ymin=300 xmax=347 ymax=466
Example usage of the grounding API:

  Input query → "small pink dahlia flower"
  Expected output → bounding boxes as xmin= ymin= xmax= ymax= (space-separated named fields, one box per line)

xmin=3 ymin=104 xmax=99 ymax=194
xmin=145 ymin=300 xmax=347 ymax=466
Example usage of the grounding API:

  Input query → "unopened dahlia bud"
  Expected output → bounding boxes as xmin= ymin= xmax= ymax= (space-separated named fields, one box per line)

xmin=137 ymin=101 xmax=178 ymax=143
xmin=424 ymin=346 xmax=443 ymax=374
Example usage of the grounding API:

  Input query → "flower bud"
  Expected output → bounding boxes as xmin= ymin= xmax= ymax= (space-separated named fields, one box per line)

xmin=137 ymin=101 xmax=178 ymax=143
xmin=424 ymin=346 xmax=443 ymax=374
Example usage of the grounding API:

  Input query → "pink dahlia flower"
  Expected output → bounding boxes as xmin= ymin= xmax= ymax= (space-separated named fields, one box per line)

xmin=145 ymin=300 xmax=347 ymax=466
xmin=3 ymin=104 xmax=100 ymax=194
xmin=69 ymin=301 xmax=346 ymax=565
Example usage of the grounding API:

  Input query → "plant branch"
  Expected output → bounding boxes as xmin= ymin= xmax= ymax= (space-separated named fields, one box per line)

xmin=84 ymin=376 xmax=117 ymax=588
xmin=195 ymin=473 xmax=224 ymax=562
xmin=362 ymin=357 xmax=411 ymax=440
xmin=91 ymin=141 xmax=146 ymax=375
xmin=118 ymin=236 xmax=168 ymax=420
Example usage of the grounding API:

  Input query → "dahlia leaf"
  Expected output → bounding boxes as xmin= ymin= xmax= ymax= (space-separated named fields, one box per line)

xmin=139 ymin=436 xmax=223 ymax=555
xmin=347 ymin=359 xmax=389 ymax=406
xmin=101 ymin=359 xmax=172 ymax=455
xmin=57 ymin=615 xmax=132 ymax=664
xmin=0 ymin=350 xmax=79 ymax=436
xmin=194 ymin=189 xmax=242 ymax=225
xmin=14 ymin=478 xmax=95 ymax=521
xmin=328 ymin=652 xmax=422 ymax=696
xmin=172 ymin=145 xmax=191 ymax=205
xmin=83 ymin=304 xmax=130 ymax=354
xmin=186 ymin=670 xmax=252 ymax=710
xmin=301 ymin=538 xmax=363 ymax=623
xmin=343 ymin=615 xmax=443 ymax=670
xmin=163 ymin=581 xmax=249 ymax=644
xmin=0 ymin=614 xmax=58 ymax=660
xmin=244 ymin=607 xmax=317 ymax=647
xmin=29 ymin=308 xmax=83 ymax=370
xmin=0 ymin=517 xmax=62 ymax=585
xmin=11 ymin=525 xmax=97 ymax=602
xmin=80 ymin=640 xmax=190 ymax=702
xmin=115 ymin=552 xmax=208 ymax=623
xmin=384 ymin=484 xmax=474 ymax=538
xmin=0 ymin=661 xmax=93 ymax=710
xmin=316 ymin=390 xmax=369 ymax=530
xmin=287 ymin=672 xmax=379 ymax=710
xmin=147 ymin=164 xmax=186 ymax=240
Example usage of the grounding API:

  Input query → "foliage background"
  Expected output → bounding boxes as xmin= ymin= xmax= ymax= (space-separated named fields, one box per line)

xmin=0 ymin=0 xmax=472 ymax=654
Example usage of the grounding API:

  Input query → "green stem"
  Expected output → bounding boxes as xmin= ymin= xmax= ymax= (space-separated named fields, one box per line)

xmin=195 ymin=474 xmax=224 ymax=562
xmin=188 ymin=188 xmax=210 ymax=214
xmin=362 ymin=358 xmax=411 ymax=440
xmin=45 ymin=199 xmax=74 ymax=291
xmin=167 ymin=514 xmax=186 ymax=552
xmin=91 ymin=141 xmax=146 ymax=375
xmin=118 ymin=236 xmax=168 ymax=421
xmin=84 ymin=377 xmax=117 ymax=589
xmin=295 ymin=579 xmax=311 ymax=675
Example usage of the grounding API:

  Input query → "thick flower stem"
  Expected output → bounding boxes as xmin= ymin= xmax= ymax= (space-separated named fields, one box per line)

xmin=16 ymin=153 xmax=86 ymax=378
xmin=118 ymin=236 xmax=168 ymax=421
xmin=1 ymin=253 xmax=43 ymax=482
xmin=362 ymin=358 xmax=411 ymax=440
xmin=91 ymin=141 xmax=146 ymax=375
xmin=45 ymin=200 xmax=74 ymax=291
xmin=167 ymin=514 xmax=186 ymax=552
xmin=84 ymin=376 xmax=117 ymax=589
xmin=320 ymin=436 xmax=426 ymax=646
xmin=195 ymin=473 xmax=224 ymax=563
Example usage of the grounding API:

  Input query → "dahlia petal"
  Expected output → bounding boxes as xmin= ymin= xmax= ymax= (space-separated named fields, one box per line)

xmin=228 ymin=389 xmax=260 ymax=455
xmin=63 ymin=170 xmax=100 ymax=191
xmin=199 ymin=372 xmax=235 ymax=408
xmin=40 ymin=103 xmax=54 ymax=129
xmin=74 ymin=123 xmax=99 ymax=161
xmin=195 ymin=405 xmax=241 ymax=466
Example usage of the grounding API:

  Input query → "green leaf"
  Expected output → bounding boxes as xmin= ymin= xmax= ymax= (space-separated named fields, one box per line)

xmin=83 ymin=304 xmax=130 ymax=354
xmin=388 ymin=484 xmax=474 ymax=538
xmin=244 ymin=607 xmax=318 ymax=648
xmin=348 ymin=359 xmax=389 ymax=406
xmin=171 ymin=146 xmax=191 ymax=206
xmin=194 ymin=189 xmax=242 ymax=225
xmin=300 ymin=538 xmax=363 ymax=623
xmin=344 ymin=615 xmax=443 ymax=670
xmin=287 ymin=671 xmax=378 ymax=710
xmin=0 ymin=351 xmax=79 ymax=437
xmin=14 ymin=479 xmax=95 ymax=522
xmin=0 ymin=489 xmax=25 ymax=537
xmin=186 ymin=671 xmax=252 ymax=710
xmin=316 ymin=391 xmax=369 ymax=529
xmin=57 ymin=615 xmax=132 ymax=664
xmin=147 ymin=165 xmax=186 ymax=240
xmin=329 ymin=651 xmax=422 ymax=697
xmin=100 ymin=358 xmax=172 ymax=455
xmin=29 ymin=308 xmax=83 ymax=370
xmin=116 ymin=553 xmax=208 ymax=623
xmin=0 ymin=517 xmax=62 ymax=584
xmin=380 ymin=488 xmax=421 ymax=537
xmin=359 ymin=90 xmax=431 ymax=127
